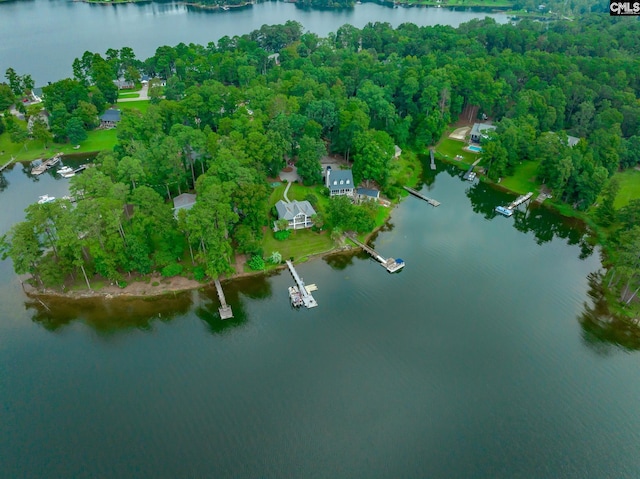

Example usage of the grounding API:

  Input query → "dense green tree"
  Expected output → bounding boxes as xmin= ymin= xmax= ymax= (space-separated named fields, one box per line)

xmin=296 ymin=136 xmax=325 ymax=186
xmin=66 ymin=117 xmax=87 ymax=145
xmin=31 ymin=117 xmax=53 ymax=148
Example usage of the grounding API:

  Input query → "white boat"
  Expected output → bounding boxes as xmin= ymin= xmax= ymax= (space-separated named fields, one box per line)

xmin=57 ymin=166 xmax=74 ymax=176
xmin=38 ymin=195 xmax=56 ymax=204
xmin=61 ymin=171 xmax=76 ymax=178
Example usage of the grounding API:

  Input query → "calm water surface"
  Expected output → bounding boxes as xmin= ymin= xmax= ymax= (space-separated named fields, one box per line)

xmin=1 ymin=160 xmax=640 ymax=478
xmin=0 ymin=0 xmax=509 ymax=85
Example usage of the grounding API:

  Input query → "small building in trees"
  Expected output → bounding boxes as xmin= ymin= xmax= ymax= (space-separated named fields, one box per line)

xmin=275 ymin=200 xmax=316 ymax=230
xmin=173 ymin=193 xmax=197 ymax=218
xmin=114 ymin=79 xmax=135 ymax=90
xmin=27 ymin=111 xmax=49 ymax=133
xmin=100 ymin=109 xmax=121 ymax=128
xmin=325 ymin=167 xmax=354 ymax=197
xmin=356 ymin=187 xmax=380 ymax=203
xmin=394 ymin=145 xmax=402 ymax=158
xmin=470 ymin=123 xmax=497 ymax=143
xmin=566 ymin=135 xmax=580 ymax=148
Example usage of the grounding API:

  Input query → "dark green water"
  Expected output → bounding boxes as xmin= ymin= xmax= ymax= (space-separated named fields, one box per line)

xmin=2 ymin=161 xmax=640 ymax=478
xmin=0 ymin=0 xmax=508 ymax=85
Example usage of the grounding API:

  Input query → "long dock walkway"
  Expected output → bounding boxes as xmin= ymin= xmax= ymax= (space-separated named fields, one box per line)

xmin=429 ymin=149 xmax=436 ymax=170
xmin=214 ymin=279 xmax=233 ymax=319
xmin=285 ymin=260 xmax=318 ymax=308
xmin=346 ymin=234 xmax=405 ymax=273
xmin=403 ymin=186 xmax=440 ymax=207
xmin=507 ymin=192 xmax=533 ymax=210
xmin=0 ymin=158 xmax=13 ymax=173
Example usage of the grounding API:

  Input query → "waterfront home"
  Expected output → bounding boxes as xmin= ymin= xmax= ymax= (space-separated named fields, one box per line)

xmin=470 ymin=122 xmax=497 ymax=143
xmin=100 ymin=109 xmax=121 ymax=128
xmin=275 ymin=200 xmax=316 ymax=230
xmin=356 ymin=187 xmax=380 ymax=203
xmin=325 ymin=167 xmax=355 ymax=197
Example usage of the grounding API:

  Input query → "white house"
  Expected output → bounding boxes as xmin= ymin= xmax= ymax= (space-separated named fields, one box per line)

xmin=275 ymin=200 xmax=316 ymax=230
xmin=470 ymin=122 xmax=497 ymax=143
xmin=325 ymin=167 xmax=354 ymax=197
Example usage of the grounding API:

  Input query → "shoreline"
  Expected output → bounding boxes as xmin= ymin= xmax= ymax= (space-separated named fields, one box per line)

xmin=23 ymin=240 xmax=360 ymax=301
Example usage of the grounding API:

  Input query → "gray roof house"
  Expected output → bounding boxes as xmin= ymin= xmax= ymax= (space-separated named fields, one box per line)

xmin=470 ymin=123 xmax=497 ymax=142
xmin=325 ymin=167 xmax=355 ymax=197
xmin=100 ymin=109 xmax=121 ymax=128
xmin=356 ymin=187 xmax=380 ymax=202
xmin=172 ymin=193 xmax=197 ymax=217
xmin=275 ymin=200 xmax=316 ymax=230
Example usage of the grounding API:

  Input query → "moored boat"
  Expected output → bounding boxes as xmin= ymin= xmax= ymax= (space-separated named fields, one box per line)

xmin=495 ymin=206 xmax=513 ymax=217
xmin=37 ymin=194 xmax=56 ymax=204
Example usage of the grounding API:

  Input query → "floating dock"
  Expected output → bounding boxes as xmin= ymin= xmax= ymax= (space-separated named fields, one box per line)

xmin=429 ymin=148 xmax=436 ymax=170
xmin=403 ymin=186 xmax=440 ymax=207
xmin=31 ymin=153 xmax=62 ymax=176
xmin=347 ymin=234 xmax=405 ymax=273
xmin=463 ymin=166 xmax=476 ymax=181
xmin=286 ymin=260 xmax=318 ymax=308
xmin=214 ymin=278 xmax=233 ymax=319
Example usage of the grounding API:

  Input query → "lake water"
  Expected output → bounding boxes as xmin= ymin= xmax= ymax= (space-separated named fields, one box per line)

xmin=2 ymin=158 xmax=640 ymax=478
xmin=0 ymin=0 xmax=508 ymax=85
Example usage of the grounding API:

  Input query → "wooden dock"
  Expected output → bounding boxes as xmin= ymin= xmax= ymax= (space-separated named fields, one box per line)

xmin=31 ymin=153 xmax=63 ymax=176
xmin=429 ymin=148 xmax=436 ymax=170
xmin=507 ymin=192 xmax=533 ymax=210
xmin=214 ymin=278 xmax=233 ymax=319
xmin=346 ymin=234 xmax=405 ymax=273
xmin=403 ymin=186 xmax=440 ymax=207
xmin=285 ymin=260 xmax=318 ymax=308
xmin=0 ymin=158 xmax=13 ymax=173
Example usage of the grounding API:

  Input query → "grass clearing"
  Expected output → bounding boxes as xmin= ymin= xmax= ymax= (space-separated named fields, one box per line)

xmin=118 ymin=92 xmax=140 ymax=99
xmin=118 ymin=100 xmax=150 ymax=114
xmin=262 ymin=229 xmax=335 ymax=263
xmin=612 ymin=169 xmax=640 ymax=209
xmin=434 ymin=138 xmax=475 ymax=169
xmin=499 ymin=160 xmax=540 ymax=195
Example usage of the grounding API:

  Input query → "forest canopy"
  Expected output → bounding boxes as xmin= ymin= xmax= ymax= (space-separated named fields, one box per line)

xmin=1 ymin=15 xmax=639 ymax=295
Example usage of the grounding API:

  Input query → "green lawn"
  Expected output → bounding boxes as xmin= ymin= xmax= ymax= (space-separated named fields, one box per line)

xmin=499 ymin=160 xmax=541 ymax=195
xmin=0 ymin=127 xmax=118 ymax=163
xmin=612 ymin=169 xmax=640 ymax=209
xmin=434 ymin=138 xmax=476 ymax=169
xmin=118 ymin=100 xmax=150 ymax=114
xmin=262 ymin=228 xmax=335 ymax=264
xmin=118 ymin=92 xmax=140 ymax=99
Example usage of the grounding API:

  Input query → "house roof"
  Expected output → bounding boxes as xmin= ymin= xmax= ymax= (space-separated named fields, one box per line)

xmin=275 ymin=200 xmax=316 ymax=221
xmin=357 ymin=187 xmax=380 ymax=198
xmin=327 ymin=169 xmax=354 ymax=192
xmin=173 ymin=193 xmax=197 ymax=211
xmin=470 ymin=123 xmax=497 ymax=138
xmin=100 ymin=109 xmax=121 ymax=122
xmin=566 ymin=135 xmax=580 ymax=147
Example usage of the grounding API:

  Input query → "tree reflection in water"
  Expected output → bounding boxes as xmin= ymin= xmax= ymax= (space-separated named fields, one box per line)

xmin=465 ymin=179 xmax=594 ymax=256
xmin=579 ymin=271 xmax=640 ymax=353
xmin=26 ymin=291 xmax=195 ymax=334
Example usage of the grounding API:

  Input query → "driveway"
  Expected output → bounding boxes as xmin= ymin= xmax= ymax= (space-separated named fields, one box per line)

xmin=117 ymin=82 xmax=149 ymax=102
